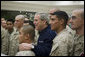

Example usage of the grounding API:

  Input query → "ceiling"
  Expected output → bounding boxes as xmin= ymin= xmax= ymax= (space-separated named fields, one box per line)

xmin=1 ymin=1 xmax=84 ymax=14
xmin=13 ymin=1 xmax=84 ymax=6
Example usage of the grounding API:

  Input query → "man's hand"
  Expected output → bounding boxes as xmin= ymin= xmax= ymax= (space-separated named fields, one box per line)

xmin=19 ymin=43 xmax=33 ymax=51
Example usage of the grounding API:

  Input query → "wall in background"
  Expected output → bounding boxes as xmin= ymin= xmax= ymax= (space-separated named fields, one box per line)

xmin=1 ymin=1 xmax=84 ymax=20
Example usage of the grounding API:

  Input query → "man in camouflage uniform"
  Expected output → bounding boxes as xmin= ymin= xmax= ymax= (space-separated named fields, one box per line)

xmin=6 ymin=19 xmax=15 ymax=35
xmin=8 ymin=15 xmax=24 ymax=56
xmin=69 ymin=9 xmax=84 ymax=56
xmin=49 ymin=11 xmax=74 ymax=56
xmin=8 ymin=29 xmax=19 ymax=56
xmin=1 ymin=26 xmax=9 ymax=55
xmin=49 ymin=8 xmax=76 ymax=37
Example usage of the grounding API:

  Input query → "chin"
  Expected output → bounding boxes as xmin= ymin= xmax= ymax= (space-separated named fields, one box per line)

xmin=71 ymin=27 xmax=76 ymax=30
xmin=35 ymin=27 xmax=37 ymax=29
xmin=51 ymin=28 xmax=55 ymax=31
xmin=35 ymin=28 xmax=39 ymax=30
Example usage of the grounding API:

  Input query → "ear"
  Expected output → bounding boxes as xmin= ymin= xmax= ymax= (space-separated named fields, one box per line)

xmin=24 ymin=34 xmax=29 ymax=40
xmin=60 ymin=19 xmax=64 ymax=25
xmin=82 ymin=19 xmax=84 ymax=25
xmin=43 ymin=20 xmax=47 ymax=24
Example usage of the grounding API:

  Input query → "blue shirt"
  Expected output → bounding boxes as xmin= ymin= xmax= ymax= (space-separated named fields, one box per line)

xmin=33 ymin=25 xmax=56 ymax=56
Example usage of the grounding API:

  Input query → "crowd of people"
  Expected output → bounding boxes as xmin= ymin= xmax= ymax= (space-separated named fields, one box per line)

xmin=1 ymin=8 xmax=84 ymax=56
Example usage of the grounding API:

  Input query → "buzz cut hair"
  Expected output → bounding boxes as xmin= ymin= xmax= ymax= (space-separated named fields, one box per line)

xmin=15 ymin=14 xmax=25 ymax=20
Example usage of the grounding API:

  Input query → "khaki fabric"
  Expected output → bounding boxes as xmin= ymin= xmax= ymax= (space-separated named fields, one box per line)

xmin=73 ymin=34 xmax=84 ymax=56
xmin=50 ymin=29 xmax=74 ymax=56
xmin=34 ymin=30 xmax=39 ymax=45
xmin=16 ymin=51 xmax=35 ymax=56
xmin=1 ymin=26 xmax=10 ymax=55
xmin=8 ymin=29 xmax=19 ymax=56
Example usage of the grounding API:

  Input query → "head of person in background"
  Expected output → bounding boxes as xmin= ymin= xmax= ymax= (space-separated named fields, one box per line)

xmin=25 ymin=17 xmax=29 ymax=21
xmin=67 ymin=15 xmax=72 ymax=28
xmin=69 ymin=8 xmax=84 ymax=35
xmin=49 ymin=11 xmax=68 ymax=33
xmin=1 ymin=18 xmax=5 ymax=23
xmin=14 ymin=15 xmax=25 ymax=31
xmin=19 ymin=25 xmax=35 ymax=44
xmin=33 ymin=13 xmax=49 ymax=31
xmin=24 ymin=20 xmax=35 ymax=28
xmin=6 ymin=19 xmax=14 ymax=34
xmin=49 ymin=8 xmax=60 ymax=18
xmin=1 ymin=20 xmax=7 ymax=29
xmin=24 ymin=15 xmax=30 ymax=21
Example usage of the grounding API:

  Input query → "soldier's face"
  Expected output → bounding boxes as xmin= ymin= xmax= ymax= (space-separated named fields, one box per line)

xmin=1 ymin=18 xmax=5 ymax=22
xmin=69 ymin=11 xmax=84 ymax=30
xmin=14 ymin=18 xmax=23 ymax=28
xmin=49 ymin=15 xmax=61 ymax=32
xmin=1 ymin=21 xmax=7 ymax=29
xmin=7 ymin=21 xmax=13 ymax=30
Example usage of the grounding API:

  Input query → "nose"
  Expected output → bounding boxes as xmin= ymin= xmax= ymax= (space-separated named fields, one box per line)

xmin=33 ymin=21 xmax=35 ymax=25
xmin=14 ymin=21 xmax=17 ymax=23
xmin=49 ymin=20 xmax=52 ymax=25
xmin=33 ymin=21 xmax=36 ymax=26
xmin=69 ymin=18 xmax=73 ymax=23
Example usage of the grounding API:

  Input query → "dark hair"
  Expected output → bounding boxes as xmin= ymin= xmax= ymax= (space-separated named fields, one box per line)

xmin=24 ymin=20 xmax=35 ymax=28
xmin=7 ymin=19 xmax=14 ymax=23
xmin=52 ymin=11 xmax=69 ymax=27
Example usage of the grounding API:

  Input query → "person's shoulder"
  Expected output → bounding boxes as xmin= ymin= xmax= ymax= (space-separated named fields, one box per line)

xmin=16 ymin=51 xmax=35 ymax=56
xmin=1 ymin=53 xmax=8 ymax=56
xmin=47 ymin=27 xmax=56 ymax=35
xmin=55 ymin=29 xmax=73 ymax=41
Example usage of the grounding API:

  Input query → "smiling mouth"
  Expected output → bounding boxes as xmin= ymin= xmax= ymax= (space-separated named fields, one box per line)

xmin=71 ymin=24 xmax=74 ymax=26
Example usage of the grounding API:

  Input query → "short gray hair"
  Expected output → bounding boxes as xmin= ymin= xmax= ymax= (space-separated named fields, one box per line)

xmin=35 ymin=13 xmax=49 ymax=25
xmin=80 ymin=8 xmax=84 ymax=19
xmin=73 ymin=8 xmax=84 ymax=19
xmin=15 ymin=14 xmax=25 ymax=20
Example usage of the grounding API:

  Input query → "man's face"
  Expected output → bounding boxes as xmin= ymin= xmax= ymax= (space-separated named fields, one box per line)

xmin=34 ymin=15 xmax=44 ymax=31
xmin=49 ymin=15 xmax=61 ymax=31
xmin=7 ymin=21 xmax=13 ymax=30
xmin=69 ymin=11 xmax=84 ymax=30
xmin=14 ymin=18 xmax=23 ymax=28
xmin=1 ymin=18 xmax=5 ymax=22
xmin=1 ymin=21 xmax=7 ymax=29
